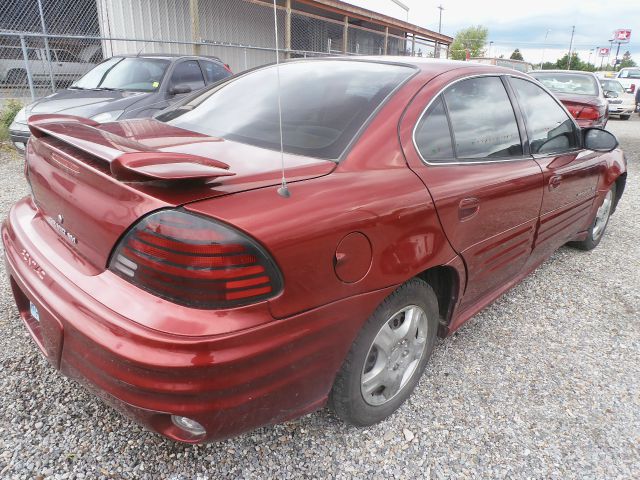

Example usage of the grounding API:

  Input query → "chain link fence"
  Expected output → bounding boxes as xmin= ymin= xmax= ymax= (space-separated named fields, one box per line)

xmin=1 ymin=0 xmax=449 ymax=103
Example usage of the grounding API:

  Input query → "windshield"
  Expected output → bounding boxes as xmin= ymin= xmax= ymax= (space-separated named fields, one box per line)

xmin=72 ymin=57 xmax=170 ymax=92
xmin=530 ymin=73 xmax=599 ymax=95
xmin=601 ymin=79 xmax=624 ymax=94
xmin=156 ymin=60 xmax=414 ymax=159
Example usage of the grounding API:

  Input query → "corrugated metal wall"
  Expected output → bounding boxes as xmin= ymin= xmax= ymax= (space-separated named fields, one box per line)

xmin=97 ymin=0 xmax=283 ymax=72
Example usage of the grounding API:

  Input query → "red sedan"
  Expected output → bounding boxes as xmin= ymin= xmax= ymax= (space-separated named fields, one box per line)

xmin=3 ymin=58 xmax=626 ymax=443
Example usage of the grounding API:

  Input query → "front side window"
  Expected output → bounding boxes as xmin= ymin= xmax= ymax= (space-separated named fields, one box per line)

xmin=170 ymin=60 xmax=205 ymax=91
xmin=442 ymin=76 xmax=523 ymax=159
xmin=414 ymin=96 xmax=454 ymax=162
xmin=510 ymin=77 xmax=580 ymax=155
xmin=157 ymin=61 xmax=414 ymax=159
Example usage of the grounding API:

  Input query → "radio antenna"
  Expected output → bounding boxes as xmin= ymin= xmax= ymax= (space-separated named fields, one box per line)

xmin=272 ymin=0 xmax=290 ymax=198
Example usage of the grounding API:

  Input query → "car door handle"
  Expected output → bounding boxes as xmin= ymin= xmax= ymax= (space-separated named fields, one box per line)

xmin=458 ymin=197 xmax=480 ymax=221
xmin=549 ymin=175 xmax=562 ymax=190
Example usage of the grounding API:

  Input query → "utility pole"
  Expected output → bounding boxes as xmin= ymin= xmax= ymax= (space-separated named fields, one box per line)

xmin=437 ymin=5 xmax=444 ymax=33
xmin=567 ymin=25 xmax=575 ymax=70
xmin=540 ymin=29 xmax=550 ymax=69
xmin=613 ymin=41 xmax=622 ymax=70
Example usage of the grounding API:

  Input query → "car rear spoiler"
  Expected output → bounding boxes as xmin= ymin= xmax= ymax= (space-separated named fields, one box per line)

xmin=27 ymin=114 xmax=235 ymax=182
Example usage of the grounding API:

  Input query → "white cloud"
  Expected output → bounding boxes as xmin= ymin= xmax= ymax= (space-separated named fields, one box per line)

xmin=346 ymin=0 xmax=640 ymax=64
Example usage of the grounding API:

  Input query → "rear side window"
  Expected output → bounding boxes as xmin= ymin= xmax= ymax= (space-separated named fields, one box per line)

xmin=443 ymin=77 xmax=523 ymax=159
xmin=510 ymin=77 xmax=580 ymax=155
xmin=414 ymin=96 xmax=454 ymax=162
xmin=170 ymin=60 xmax=205 ymax=90
xmin=201 ymin=61 xmax=230 ymax=83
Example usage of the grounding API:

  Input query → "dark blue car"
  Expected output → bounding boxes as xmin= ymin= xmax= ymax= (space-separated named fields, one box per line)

xmin=9 ymin=54 xmax=232 ymax=151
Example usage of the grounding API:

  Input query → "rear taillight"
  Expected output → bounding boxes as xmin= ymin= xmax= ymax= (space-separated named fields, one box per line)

xmin=109 ymin=210 xmax=282 ymax=309
xmin=575 ymin=106 xmax=600 ymax=121
xmin=630 ymin=84 xmax=636 ymax=93
xmin=224 ymin=63 xmax=232 ymax=73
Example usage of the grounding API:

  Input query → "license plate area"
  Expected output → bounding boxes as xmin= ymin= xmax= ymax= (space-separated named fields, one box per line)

xmin=10 ymin=277 xmax=63 ymax=369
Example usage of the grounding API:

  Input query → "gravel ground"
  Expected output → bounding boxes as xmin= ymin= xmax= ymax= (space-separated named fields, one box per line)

xmin=1 ymin=118 xmax=639 ymax=480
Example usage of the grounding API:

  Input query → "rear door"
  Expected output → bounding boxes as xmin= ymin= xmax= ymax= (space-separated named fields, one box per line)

xmin=400 ymin=74 xmax=543 ymax=310
xmin=507 ymin=77 xmax=604 ymax=266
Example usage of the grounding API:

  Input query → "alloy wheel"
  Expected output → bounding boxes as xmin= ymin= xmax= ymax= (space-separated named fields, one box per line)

xmin=360 ymin=305 xmax=429 ymax=406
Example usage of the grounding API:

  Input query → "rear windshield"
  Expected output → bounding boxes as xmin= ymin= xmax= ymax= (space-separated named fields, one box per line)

xmin=156 ymin=60 xmax=414 ymax=159
xmin=530 ymin=72 xmax=598 ymax=96
xmin=601 ymin=79 xmax=624 ymax=94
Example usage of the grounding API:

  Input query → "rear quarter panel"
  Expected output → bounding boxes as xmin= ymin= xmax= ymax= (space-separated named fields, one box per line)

xmin=186 ymin=70 xmax=459 ymax=320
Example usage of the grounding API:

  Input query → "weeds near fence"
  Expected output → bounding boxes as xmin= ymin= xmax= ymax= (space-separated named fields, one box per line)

xmin=0 ymin=99 xmax=23 ymax=143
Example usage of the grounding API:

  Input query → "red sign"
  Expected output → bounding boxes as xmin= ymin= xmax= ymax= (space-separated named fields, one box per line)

xmin=614 ymin=29 xmax=631 ymax=43
xmin=598 ymin=47 xmax=610 ymax=56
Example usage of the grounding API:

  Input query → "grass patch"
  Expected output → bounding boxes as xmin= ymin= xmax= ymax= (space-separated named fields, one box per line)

xmin=0 ymin=99 xmax=24 ymax=143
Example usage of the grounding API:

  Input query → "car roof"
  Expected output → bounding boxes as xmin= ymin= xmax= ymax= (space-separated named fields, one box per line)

xmin=114 ymin=53 xmax=225 ymax=63
xmin=529 ymin=70 xmax=598 ymax=76
xmin=281 ymin=56 xmax=527 ymax=77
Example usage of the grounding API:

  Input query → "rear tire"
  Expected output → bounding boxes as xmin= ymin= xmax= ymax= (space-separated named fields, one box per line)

xmin=329 ymin=278 xmax=439 ymax=426
xmin=569 ymin=184 xmax=616 ymax=251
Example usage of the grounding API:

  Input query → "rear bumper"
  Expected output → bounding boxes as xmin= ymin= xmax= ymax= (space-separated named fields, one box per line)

xmin=3 ymin=196 xmax=391 ymax=442
xmin=607 ymin=104 xmax=635 ymax=116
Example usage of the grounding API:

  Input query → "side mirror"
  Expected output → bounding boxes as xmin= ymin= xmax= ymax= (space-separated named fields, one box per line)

xmin=169 ymin=84 xmax=192 ymax=95
xmin=583 ymin=128 xmax=618 ymax=152
xmin=604 ymin=90 xmax=618 ymax=99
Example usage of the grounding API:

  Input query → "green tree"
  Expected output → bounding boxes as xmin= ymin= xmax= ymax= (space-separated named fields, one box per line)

xmin=620 ymin=51 xmax=637 ymax=69
xmin=555 ymin=52 xmax=595 ymax=71
xmin=510 ymin=49 xmax=524 ymax=61
xmin=449 ymin=25 xmax=488 ymax=60
xmin=541 ymin=61 xmax=556 ymax=70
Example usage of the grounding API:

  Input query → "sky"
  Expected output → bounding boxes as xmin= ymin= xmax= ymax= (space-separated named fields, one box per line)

xmin=347 ymin=0 xmax=640 ymax=66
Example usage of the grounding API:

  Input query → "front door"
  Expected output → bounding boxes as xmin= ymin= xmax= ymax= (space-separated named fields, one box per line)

xmin=507 ymin=77 xmax=605 ymax=265
xmin=400 ymin=75 xmax=543 ymax=311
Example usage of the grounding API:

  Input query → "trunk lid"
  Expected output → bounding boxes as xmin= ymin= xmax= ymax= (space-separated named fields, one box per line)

xmin=26 ymin=115 xmax=334 ymax=271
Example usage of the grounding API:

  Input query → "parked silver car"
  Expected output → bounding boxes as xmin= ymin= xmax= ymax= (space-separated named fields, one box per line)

xmin=9 ymin=54 xmax=232 ymax=151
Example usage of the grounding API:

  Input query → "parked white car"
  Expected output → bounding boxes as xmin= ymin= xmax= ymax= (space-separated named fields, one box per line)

xmin=612 ymin=67 xmax=640 ymax=94
xmin=600 ymin=79 xmax=636 ymax=120
xmin=0 ymin=45 xmax=95 ymax=86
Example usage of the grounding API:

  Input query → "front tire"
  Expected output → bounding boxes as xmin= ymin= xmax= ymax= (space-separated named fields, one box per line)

xmin=329 ymin=278 xmax=439 ymax=426
xmin=570 ymin=184 xmax=616 ymax=251
xmin=620 ymin=114 xmax=631 ymax=120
